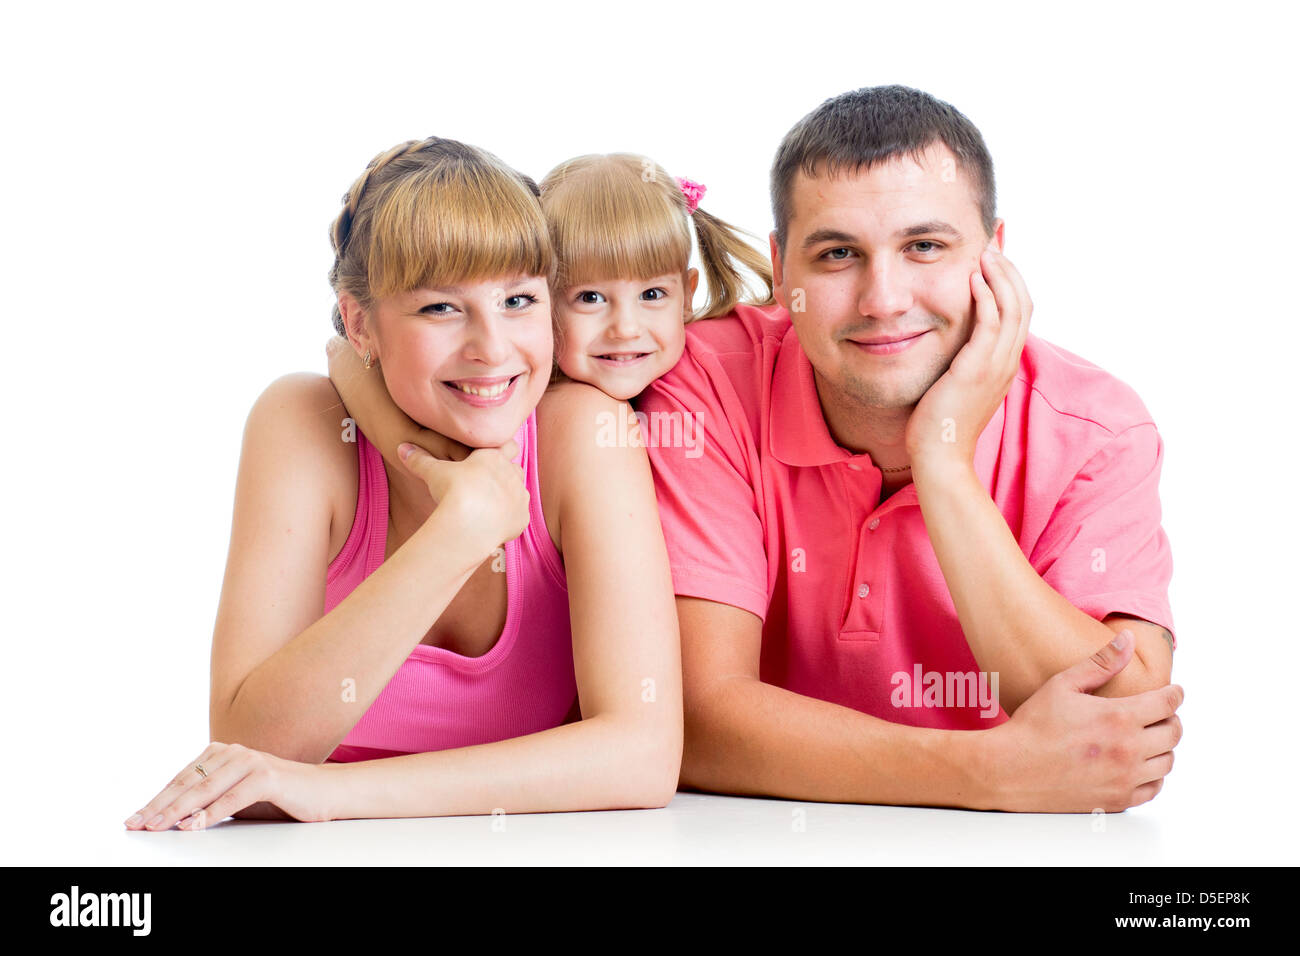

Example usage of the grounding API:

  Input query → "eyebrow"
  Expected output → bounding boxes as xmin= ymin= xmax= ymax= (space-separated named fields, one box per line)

xmin=897 ymin=220 xmax=963 ymax=240
xmin=419 ymin=276 xmax=539 ymax=295
xmin=800 ymin=221 xmax=963 ymax=250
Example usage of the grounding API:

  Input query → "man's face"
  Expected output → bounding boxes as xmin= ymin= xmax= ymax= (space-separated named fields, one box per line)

xmin=772 ymin=141 xmax=1002 ymax=414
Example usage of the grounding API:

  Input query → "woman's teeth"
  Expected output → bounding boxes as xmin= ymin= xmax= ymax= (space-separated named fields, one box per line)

xmin=450 ymin=378 xmax=513 ymax=397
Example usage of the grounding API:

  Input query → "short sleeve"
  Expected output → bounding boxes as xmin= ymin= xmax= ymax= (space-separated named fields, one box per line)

xmin=637 ymin=348 xmax=770 ymax=621
xmin=1031 ymin=422 xmax=1177 ymax=647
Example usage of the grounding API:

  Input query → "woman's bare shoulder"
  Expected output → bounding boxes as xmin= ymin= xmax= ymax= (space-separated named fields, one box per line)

xmin=242 ymin=373 xmax=358 ymax=553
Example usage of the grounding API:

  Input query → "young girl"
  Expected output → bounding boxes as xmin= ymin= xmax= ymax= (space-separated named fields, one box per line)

xmin=325 ymin=152 xmax=773 ymax=464
xmin=124 ymin=138 xmax=681 ymax=830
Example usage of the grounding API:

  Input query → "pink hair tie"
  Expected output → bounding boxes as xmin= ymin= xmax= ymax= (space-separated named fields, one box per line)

xmin=676 ymin=176 xmax=707 ymax=214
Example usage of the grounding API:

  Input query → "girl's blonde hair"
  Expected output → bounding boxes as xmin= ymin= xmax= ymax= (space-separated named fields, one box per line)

xmin=538 ymin=154 xmax=774 ymax=321
xmin=328 ymin=136 xmax=554 ymax=334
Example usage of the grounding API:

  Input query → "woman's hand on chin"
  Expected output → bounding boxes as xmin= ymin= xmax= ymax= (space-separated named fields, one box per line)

xmin=396 ymin=439 xmax=529 ymax=561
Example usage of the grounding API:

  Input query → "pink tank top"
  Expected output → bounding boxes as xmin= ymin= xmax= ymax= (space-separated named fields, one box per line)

xmin=323 ymin=410 xmax=576 ymax=762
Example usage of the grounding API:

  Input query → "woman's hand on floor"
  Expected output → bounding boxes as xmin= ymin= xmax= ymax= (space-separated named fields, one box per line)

xmin=123 ymin=742 xmax=333 ymax=830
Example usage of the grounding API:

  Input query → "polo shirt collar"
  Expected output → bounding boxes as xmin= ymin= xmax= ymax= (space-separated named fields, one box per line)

xmin=769 ymin=320 xmax=1005 ymax=484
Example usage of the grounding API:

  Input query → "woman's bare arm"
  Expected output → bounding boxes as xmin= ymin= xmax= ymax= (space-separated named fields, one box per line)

xmin=319 ymin=382 xmax=684 ymax=816
xmin=208 ymin=373 xmax=486 ymax=763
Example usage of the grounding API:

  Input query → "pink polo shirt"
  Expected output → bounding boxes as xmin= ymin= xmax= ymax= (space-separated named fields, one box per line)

xmin=639 ymin=303 xmax=1175 ymax=730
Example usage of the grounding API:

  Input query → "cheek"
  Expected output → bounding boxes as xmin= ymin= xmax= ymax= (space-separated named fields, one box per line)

xmin=553 ymin=314 xmax=586 ymax=367
xmin=662 ymin=326 xmax=685 ymax=366
xmin=915 ymin=267 xmax=973 ymax=326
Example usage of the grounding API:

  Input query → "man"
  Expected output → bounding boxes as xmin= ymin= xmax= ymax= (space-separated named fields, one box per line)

xmin=639 ymin=85 xmax=1182 ymax=812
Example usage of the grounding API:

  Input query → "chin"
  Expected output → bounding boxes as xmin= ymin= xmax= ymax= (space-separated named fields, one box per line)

xmin=450 ymin=419 xmax=527 ymax=449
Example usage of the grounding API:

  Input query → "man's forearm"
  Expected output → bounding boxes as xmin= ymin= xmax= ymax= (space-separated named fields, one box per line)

xmin=681 ymin=675 xmax=999 ymax=809
xmin=914 ymin=460 xmax=1151 ymax=711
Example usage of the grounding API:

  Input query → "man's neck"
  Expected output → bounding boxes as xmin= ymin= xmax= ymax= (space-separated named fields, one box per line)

xmin=814 ymin=373 xmax=914 ymax=471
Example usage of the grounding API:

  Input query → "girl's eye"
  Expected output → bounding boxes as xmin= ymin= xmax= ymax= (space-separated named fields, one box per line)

xmin=420 ymin=302 xmax=455 ymax=315
xmin=576 ymin=291 xmax=606 ymax=305
xmin=503 ymin=293 xmax=540 ymax=310
xmin=641 ymin=288 xmax=668 ymax=301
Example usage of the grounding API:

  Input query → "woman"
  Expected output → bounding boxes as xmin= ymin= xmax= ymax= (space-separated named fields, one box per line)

xmin=124 ymin=137 xmax=681 ymax=830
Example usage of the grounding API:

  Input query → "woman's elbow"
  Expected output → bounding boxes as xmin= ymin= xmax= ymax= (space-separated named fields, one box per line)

xmin=605 ymin=714 xmax=682 ymax=809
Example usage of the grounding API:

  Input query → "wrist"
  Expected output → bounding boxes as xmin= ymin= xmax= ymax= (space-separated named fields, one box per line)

xmin=418 ymin=500 xmax=498 ymax=573
xmin=316 ymin=760 xmax=351 ymax=822
xmin=909 ymin=449 xmax=978 ymax=491
xmin=964 ymin=725 xmax=1012 ymax=812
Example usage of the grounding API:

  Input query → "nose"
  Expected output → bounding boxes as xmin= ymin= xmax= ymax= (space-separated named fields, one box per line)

xmin=606 ymin=301 xmax=642 ymax=341
xmin=462 ymin=307 xmax=512 ymax=366
xmin=857 ymin=258 xmax=913 ymax=320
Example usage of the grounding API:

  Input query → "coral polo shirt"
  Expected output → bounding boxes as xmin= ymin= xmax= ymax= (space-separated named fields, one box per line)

xmin=638 ymin=303 xmax=1175 ymax=730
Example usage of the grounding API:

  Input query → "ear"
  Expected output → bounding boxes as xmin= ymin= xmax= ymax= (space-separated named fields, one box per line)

xmin=685 ymin=268 xmax=700 ymax=317
xmin=769 ymin=230 xmax=787 ymax=309
xmin=337 ymin=292 xmax=376 ymax=357
xmin=988 ymin=218 xmax=1006 ymax=253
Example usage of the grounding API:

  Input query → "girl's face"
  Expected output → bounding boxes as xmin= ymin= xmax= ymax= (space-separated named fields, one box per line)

xmin=363 ymin=275 xmax=553 ymax=447
xmin=553 ymin=269 xmax=698 ymax=400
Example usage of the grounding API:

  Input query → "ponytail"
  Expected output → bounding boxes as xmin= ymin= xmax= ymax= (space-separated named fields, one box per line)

xmin=688 ymin=207 xmax=774 ymax=320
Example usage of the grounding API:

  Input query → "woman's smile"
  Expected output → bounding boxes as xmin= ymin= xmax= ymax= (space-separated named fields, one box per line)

xmin=442 ymin=372 xmax=525 ymax=406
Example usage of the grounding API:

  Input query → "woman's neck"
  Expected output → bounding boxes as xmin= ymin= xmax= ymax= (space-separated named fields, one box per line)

xmin=382 ymin=457 xmax=436 ymax=533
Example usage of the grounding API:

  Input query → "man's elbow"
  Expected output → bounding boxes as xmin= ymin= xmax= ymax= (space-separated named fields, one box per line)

xmin=1096 ymin=651 xmax=1171 ymax=698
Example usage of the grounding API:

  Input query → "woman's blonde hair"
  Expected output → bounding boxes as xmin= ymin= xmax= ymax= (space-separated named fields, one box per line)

xmin=538 ymin=153 xmax=773 ymax=322
xmin=328 ymin=136 xmax=554 ymax=335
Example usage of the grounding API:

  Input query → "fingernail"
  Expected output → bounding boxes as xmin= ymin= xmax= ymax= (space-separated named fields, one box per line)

xmin=124 ymin=813 xmax=143 ymax=827
xmin=398 ymin=443 xmax=411 ymax=460
xmin=1109 ymin=630 xmax=1132 ymax=651
xmin=146 ymin=814 xmax=165 ymax=829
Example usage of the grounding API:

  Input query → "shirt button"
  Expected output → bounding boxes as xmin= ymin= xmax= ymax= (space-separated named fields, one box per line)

xmin=868 ymin=518 xmax=881 ymax=531
xmin=857 ymin=583 xmax=870 ymax=598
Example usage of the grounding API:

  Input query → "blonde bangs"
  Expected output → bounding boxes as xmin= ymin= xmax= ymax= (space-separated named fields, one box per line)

xmin=366 ymin=164 xmax=554 ymax=297
xmin=543 ymin=158 xmax=690 ymax=293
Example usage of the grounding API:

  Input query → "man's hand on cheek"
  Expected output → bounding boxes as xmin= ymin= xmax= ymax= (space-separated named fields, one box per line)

xmin=904 ymin=243 xmax=1032 ymax=479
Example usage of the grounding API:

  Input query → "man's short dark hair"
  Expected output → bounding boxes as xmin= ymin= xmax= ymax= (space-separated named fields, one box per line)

xmin=770 ymin=85 xmax=997 ymax=256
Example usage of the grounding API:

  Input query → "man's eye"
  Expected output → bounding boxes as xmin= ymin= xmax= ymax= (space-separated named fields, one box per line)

xmin=910 ymin=240 xmax=942 ymax=254
xmin=641 ymin=288 xmax=667 ymax=301
xmin=503 ymin=293 xmax=539 ymax=309
xmin=822 ymin=247 xmax=853 ymax=261
xmin=577 ymin=290 xmax=606 ymax=304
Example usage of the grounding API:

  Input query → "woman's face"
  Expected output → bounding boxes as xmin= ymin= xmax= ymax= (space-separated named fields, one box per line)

xmin=365 ymin=275 xmax=553 ymax=447
xmin=552 ymin=270 xmax=697 ymax=400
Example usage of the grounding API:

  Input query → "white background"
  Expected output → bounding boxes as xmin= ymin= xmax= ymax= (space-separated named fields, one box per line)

xmin=2 ymin=0 xmax=1295 ymax=865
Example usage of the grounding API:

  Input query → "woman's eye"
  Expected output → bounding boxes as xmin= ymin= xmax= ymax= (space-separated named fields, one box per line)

xmin=641 ymin=288 xmax=667 ymax=301
xmin=576 ymin=291 xmax=605 ymax=305
xmin=503 ymin=293 xmax=539 ymax=309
